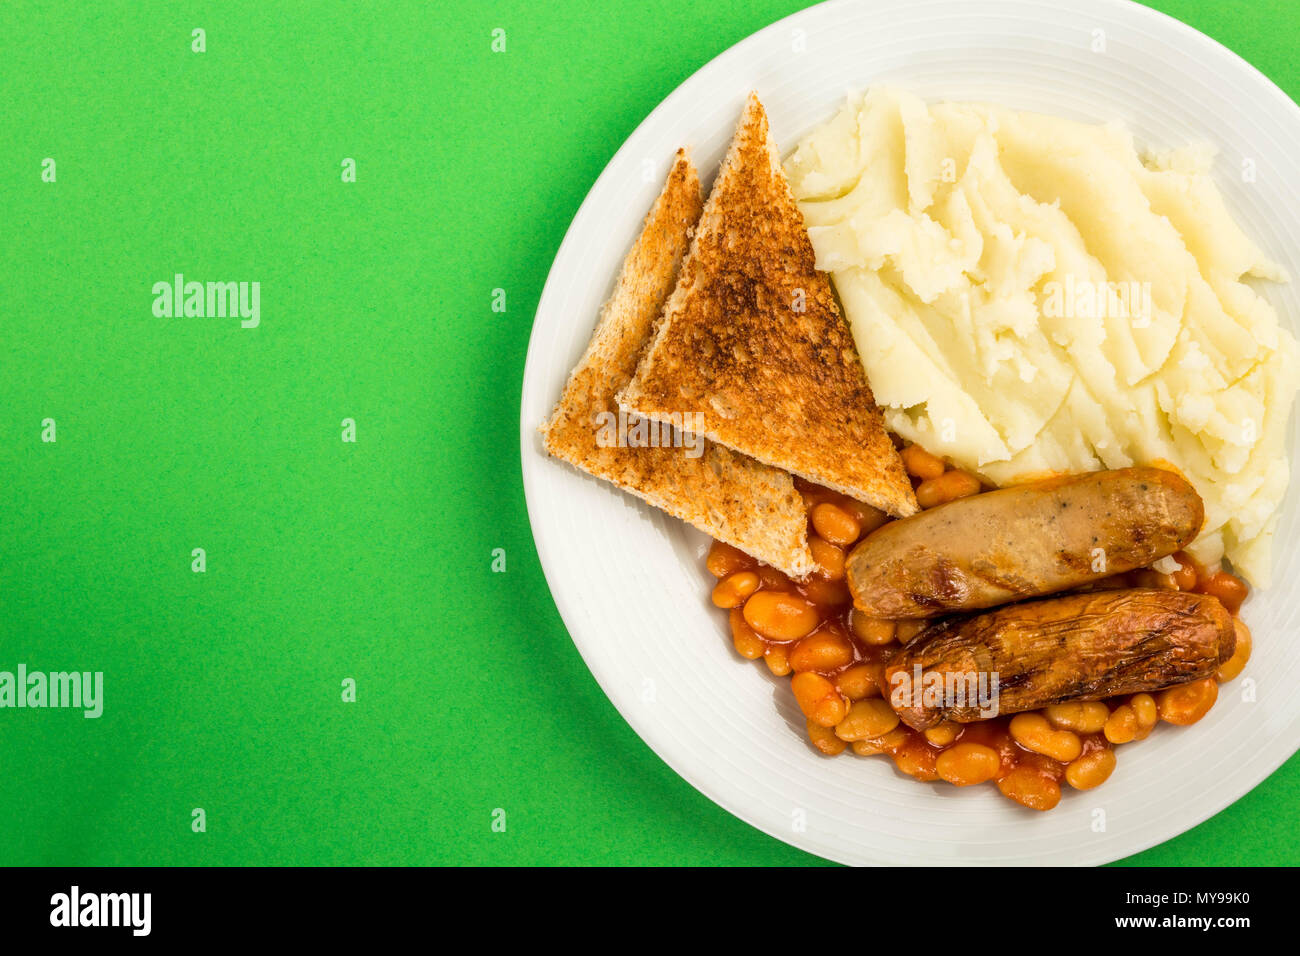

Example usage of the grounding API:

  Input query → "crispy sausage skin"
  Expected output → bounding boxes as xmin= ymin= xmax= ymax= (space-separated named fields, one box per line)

xmin=883 ymin=589 xmax=1235 ymax=730
xmin=847 ymin=467 xmax=1204 ymax=618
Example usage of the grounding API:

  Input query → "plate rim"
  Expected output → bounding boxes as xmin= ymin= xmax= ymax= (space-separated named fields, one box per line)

xmin=519 ymin=0 xmax=1300 ymax=866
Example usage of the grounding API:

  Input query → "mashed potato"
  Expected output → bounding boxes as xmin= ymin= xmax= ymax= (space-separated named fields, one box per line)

xmin=786 ymin=87 xmax=1298 ymax=585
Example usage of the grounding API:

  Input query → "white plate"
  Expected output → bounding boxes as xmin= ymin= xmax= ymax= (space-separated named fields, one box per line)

xmin=520 ymin=0 xmax=1300 ymax=865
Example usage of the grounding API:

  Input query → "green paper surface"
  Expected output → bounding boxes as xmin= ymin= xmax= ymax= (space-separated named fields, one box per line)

xmin=1 ymin=0 xmax=1295 ymax=866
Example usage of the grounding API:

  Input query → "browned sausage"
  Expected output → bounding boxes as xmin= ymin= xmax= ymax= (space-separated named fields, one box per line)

xmin=847 ymin=467 xmax=1204 ymax=618
xmin=883 ymin=588 xmax=1234 ymax=730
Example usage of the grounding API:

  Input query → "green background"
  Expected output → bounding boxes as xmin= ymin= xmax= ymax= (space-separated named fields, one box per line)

xmin=1 ymin=0 xmax=1295 ymax=866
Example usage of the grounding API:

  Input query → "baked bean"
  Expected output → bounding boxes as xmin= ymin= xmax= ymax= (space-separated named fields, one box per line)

xmin=706 ymin=540 xmax=755 ymax=578
xmin=1170 ymin=552 xmax=1199 ymax=591
xmin=833 ymin=698 xmax=900 ymax=741
xmin=1044 ymin=702 xmax=1110 ymax=734
xmin=892 ymin=736 xmax=940 ymax=781
xmin=849 ymin=611 xmax=897 ymax=645
xmin=901 ymin=444 xmax=946 ymax=481
xmin=1157 ymin=678 xmax=1218 ymax=726
xmin=851 ymin=727 xmax=908 ymax=756
xmin=795 ymin=481 xmax=832 ymax=512
xmin=790 ymin=670 xmax=833 ymax=716
xmin=1130 ymin=694 xmax=1158 ymax=739
xmin=743 ymin=591 xmax=820 ymax=642
xmin=809 ymin=537 xmax=846 ymax=581
xmin=1131 ymin=569 xmax=1177 ymax=590
xmin=792 ymin=672 xmax=848 ymax=727
xmin=840 ymin=499 xmax=890 ymax=537
xmin=816 ymin=697 xmax=849 ymax=728
xmin=1103 ymin=704 xmax=1138 ymax=744
xmin=954 ymin=720 xmax=1017 ymax=774
xmin=1217 ymin=618 xmax=1252 ymax=682
xmin=729 ymin=608 xmax=765 ymax=660
xmin=790 ymin=628 xmax=854 ymax=673
xmin=1065 ymin=748 xmax=1117 ymax=790
xmin=834 ymin=663 xmax=880 ymax=701
xmin=763 ymin=643 xmax=792 ymax=677
xmin=876 ymin=728 xmax=909 ymax=751
xmin=1195 ymin=569 xmax=1248 ymax=615
xmin=1010 ymin=712 xmax=1083 ymax=763
xmin=711 ymin=571 xmax=759 ymax=609
xmin=915 ymin=469 xmax=982 ymax=509
xmin=858 ymin=659 xmax=889 ymax=698
xmin=997 ymin=766 xmax=1062 ymax=811
xmin=757 ymin=565 xmax=794 ymax=590
xmin=807 ymin=718 xmax=847 ymax=756
xmin=924 ymin=721 xmax=961 ymax=747
xmin=895 ymin=619 xmax=927 ymax=643
xmin=936 ymin=743 xmax=1001 ymax=786
xmin=811 ymin=502 xmax=861 ymax=546
xmin=800 ymin=576 xmax=851 ymax=608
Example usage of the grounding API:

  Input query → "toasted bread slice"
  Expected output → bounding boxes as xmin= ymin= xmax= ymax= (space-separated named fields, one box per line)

xmin=618 ymin=95 xmax=919 ymax=518
xmin=542 ymin=149 xmax=817 ymax=578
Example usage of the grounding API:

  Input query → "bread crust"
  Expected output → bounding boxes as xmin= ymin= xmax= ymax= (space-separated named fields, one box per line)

xmin=619 ymin=95 xmax=918 ymax=518
xmin=542 ymin=149 xmax=817 ymax=578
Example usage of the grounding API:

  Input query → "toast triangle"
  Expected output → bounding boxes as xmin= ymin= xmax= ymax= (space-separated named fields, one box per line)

xmin=618 ymin=95 xmax=919 ymax=518
xmin=542 ymin=149 xmax=817 ymax=578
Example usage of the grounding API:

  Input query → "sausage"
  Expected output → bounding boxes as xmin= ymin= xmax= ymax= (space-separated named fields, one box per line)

xmin=883 ymin=588 xmax=1235 ymax=730
xmin=846 ymin=467 xmax=1204 ymax=618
